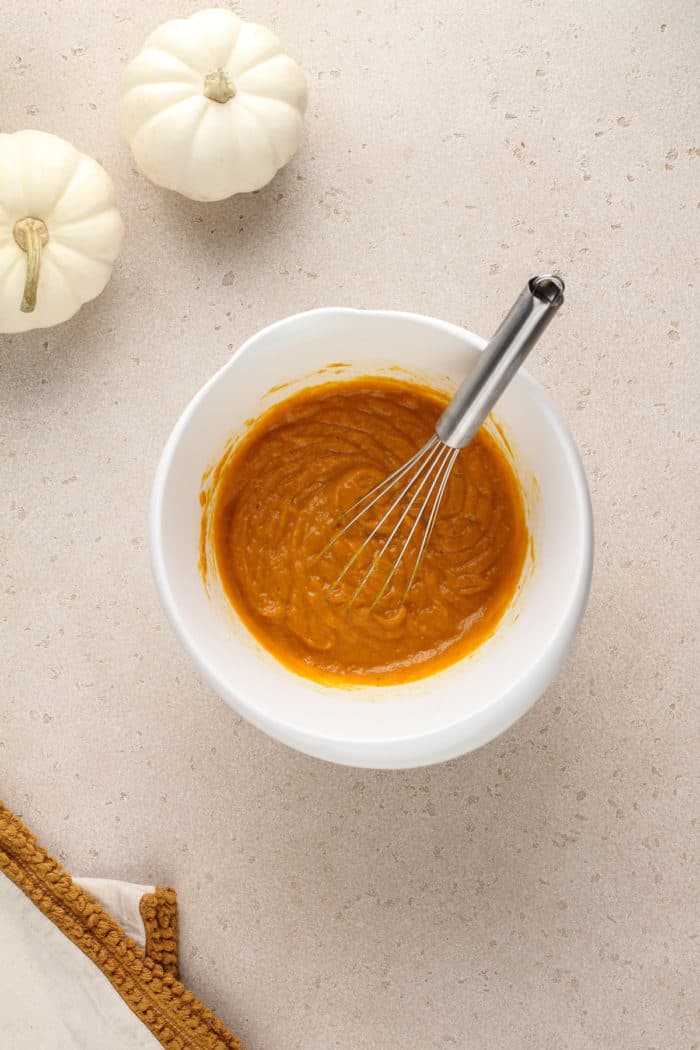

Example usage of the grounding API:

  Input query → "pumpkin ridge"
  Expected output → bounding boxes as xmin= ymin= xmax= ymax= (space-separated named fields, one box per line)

xmin=6 ymin=132 xmax=78 ymax=221
xmin=44 ymin=152 xmax=94 ymax=223
xmin=137 ymin=46 xmax=202 ymax=82
xmin=229 ymin=42 xmax=282 ymax=81
xmin=120 ymin=83 xmax=201 ymax=140
xmin=235 ymin=91 xmax=305 ymax=115
xmin=222 ymin=20 xmax=243 ymax=72
xmin=49 ymin=205 xmax=123 ymax=238
xmin=185 ymin=7 xmax=242 ymax=71
xmin=38 ymin=145 xmax=83 ymax=220
xmin=231 ymin=97 xmax=285 ymax=170
xmin=129 ymin=95 xmax=207 ymax=160
xmin=46 ymin=237 xmax=117 ymax=270
xmin=38 ymin=253 xmax=83 ymax=314
xmin=144 ymin=22 xmax=220 ymax=76
xmin=233 ymin=52 xmax=299 ymax=89
xmin=0 ymin=248 xmax=24 ymax=282
xmin=178 ymin=102 xmax=217 ymax=192
xmin=122 ymin=77 xmax=200 ymax=99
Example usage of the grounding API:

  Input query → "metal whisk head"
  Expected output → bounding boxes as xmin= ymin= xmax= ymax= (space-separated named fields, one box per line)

xmin=323 ymin=434 xmax=461 ymax=608
xmin=320 ymin=275 xmax=565 ymax=607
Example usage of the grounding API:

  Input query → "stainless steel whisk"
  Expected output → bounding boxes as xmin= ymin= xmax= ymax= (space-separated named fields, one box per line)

xmin=322 ymin=275 xmax=565 ymax=606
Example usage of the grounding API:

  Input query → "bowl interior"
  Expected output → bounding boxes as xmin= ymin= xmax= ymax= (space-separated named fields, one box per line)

xmin=151 ymin=308 xmax=592 ymax=767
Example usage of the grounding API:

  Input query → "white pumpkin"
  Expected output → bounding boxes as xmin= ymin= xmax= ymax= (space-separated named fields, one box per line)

xmin=0 ymin=130 xmax=124 ymax=334
xmin=119 ymin=8 xmax=308 ymax=202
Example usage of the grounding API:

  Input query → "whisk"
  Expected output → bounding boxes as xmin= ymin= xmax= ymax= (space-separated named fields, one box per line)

xmin=322 ymin=274 xmax=565 ymax=606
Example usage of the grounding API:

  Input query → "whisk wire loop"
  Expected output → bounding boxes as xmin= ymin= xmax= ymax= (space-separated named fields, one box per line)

xmin=345 ymin=441 xmax=456 ymax=608
xmin=324 ymin=434 xmax=440 ymax=552
xmin=371 ymin=444 xmax=459 ymax=608
xmin=403 ymin=445 xmax=460 ymax=597
xmin=328 ymin=436 xmax=443 ymax=594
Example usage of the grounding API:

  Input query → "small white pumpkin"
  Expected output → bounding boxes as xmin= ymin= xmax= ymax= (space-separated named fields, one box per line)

xmin=0 ymin=130 xmax=124 ymax=334
xmin=119 ymin=8 xmax=308 ymax=202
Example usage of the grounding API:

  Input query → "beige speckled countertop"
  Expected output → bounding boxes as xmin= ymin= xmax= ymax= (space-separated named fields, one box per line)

xmin=2 ymin=2 xmax=698 ymax=1047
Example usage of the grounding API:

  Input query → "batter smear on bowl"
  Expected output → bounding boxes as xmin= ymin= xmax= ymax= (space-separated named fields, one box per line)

xmin=202 ymin=377 xmax=528 ymax=685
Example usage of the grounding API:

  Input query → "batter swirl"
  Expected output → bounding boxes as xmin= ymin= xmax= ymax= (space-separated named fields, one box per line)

xmin=203 ymin=377 xmax=528 ymax=685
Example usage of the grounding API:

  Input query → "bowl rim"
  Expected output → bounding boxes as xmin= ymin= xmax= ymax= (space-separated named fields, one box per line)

xmin=150 ymin=306 xmax=594 ymax=764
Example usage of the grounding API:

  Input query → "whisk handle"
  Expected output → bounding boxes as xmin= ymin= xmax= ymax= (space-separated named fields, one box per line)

xmin=436 ymin=274 xmax=565 ymax=449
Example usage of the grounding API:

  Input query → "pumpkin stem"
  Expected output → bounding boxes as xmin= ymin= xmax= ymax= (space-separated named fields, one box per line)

xmin=203 ymin=68 xmax=235 ymax=103
xmin=13 ymin=217 xmax=49 ymax=313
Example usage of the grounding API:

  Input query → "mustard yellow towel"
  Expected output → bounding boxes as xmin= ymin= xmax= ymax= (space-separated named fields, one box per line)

xmin=0 ymin=801 xmax=242 ymax=1050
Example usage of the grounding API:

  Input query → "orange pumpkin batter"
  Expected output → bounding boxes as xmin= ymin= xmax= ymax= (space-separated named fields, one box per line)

xmin=201 ymin=377 xmax=528 ymax=685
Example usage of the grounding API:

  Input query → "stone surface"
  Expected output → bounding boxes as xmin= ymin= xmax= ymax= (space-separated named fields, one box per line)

xmin=1 ymin=2 xmax=698 ymax=1048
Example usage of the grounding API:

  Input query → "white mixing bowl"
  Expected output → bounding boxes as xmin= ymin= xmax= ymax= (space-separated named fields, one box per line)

xmin=150 ymin=308 xmax=593 ymax=768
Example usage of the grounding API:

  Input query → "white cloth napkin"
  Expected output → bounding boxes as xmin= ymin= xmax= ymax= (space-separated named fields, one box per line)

xmin=0 ymin=801 xmax=241 ymax=1050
